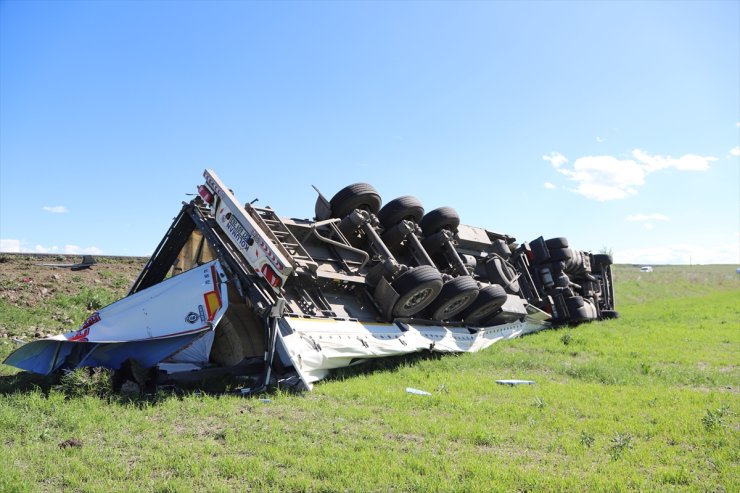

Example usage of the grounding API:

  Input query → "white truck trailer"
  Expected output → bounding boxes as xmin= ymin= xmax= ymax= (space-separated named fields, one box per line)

xmin=5 ymin=170 xmax=617 ymax=391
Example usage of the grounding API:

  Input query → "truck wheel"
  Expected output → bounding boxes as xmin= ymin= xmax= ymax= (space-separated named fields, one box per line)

xmin=378 ymin=196 xmax=425 ymax=228
xmin=428 ymin=276 xmax=479 ymax=321
xmin=462 ymin=283 xmax=507 ymax=323
xmin=420 ymin=207 xmax=460 ymax=236
xmin=329 ymin=183 xmax=382 ymax=218
xmin=565 ymin=295 xmax=584 ymax=309
xmin=549 ymin=247 xmax=573 ymax=262
xmin=391 ymin=265 xmax=443 ymax=317
xmin=600 ymin=309 xmax=619 ymax=319
xmin=545 ymin=237 xmax=569 ymax=250
xmin=592 ymin=254 xmax=613 ymax=266
xmin=485 ymin=257 xmax=520 ymax=294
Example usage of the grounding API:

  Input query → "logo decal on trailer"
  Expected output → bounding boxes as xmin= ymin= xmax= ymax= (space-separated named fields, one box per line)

xmin=69 ymin=312 xmax=101 ymax=342
xmin=185 ymin=312 xmax=199 ymax=324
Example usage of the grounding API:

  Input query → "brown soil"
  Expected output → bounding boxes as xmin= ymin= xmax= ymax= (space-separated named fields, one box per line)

xmin=0 ymin=253 xmax=148 ymax=337
xmin=0 ymin=253 xmax=147 ymax=300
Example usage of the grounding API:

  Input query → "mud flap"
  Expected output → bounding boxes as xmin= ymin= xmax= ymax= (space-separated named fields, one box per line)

xmin=373 ymin=276 xmax=400 ymax=321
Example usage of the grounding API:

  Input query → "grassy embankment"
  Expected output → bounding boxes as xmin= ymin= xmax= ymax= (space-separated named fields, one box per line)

xmin=0 ymin=264 xmax=738 ymax=492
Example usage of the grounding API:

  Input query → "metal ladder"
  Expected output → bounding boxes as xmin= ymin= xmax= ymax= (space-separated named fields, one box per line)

xmin=247 ymin=205 xmax=318 ymax=276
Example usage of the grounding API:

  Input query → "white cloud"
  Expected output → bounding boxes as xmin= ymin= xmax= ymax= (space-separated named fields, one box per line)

xmin=731 ymin=147 xmax=740 ymax=157
xmin=0 ymin=239 xmax=21 ymax=252
xmin=544 ymin=182 xmax=556 ymax=189
xmin=542 ymin=152 xmax=568 ymax=169
xmin=632 ymin=149 xmax=715 ymax=172
xmin=571 ymin=181 xmax=637 ymax=201
xmin=543 ymin=149 xmax=716 ymax=201
xmin=643 ymin=223 xmax=654 ymax=230
xmin=553 ymin=155 xmax=645 ymax=201
xmin=63 ymin=245 xmax=103 ymax=255
xmin=615 ymin=242 xmax=739 ymax=265
xmin=626 ymin=213 xmax=668 ymax=222
xmin=0 ymin=239 xmax=101 ymax=255
xmin=42 ymin=205 xmax=69 ymax=214
xmin=596 ymin=136 xmax=605 ymax=143
xmin=34 ymin=244 xmax=60 ymax=253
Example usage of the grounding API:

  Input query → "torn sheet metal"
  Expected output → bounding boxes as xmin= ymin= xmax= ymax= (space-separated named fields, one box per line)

xmin=3 ymin=261 xmax=229 ymax=374
xmin=278 ymin=315 xmax=548 ymax=388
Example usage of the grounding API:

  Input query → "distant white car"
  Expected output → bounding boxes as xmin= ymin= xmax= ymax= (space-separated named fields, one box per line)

xmin=640 ymin=266 xmax=653 ymax=272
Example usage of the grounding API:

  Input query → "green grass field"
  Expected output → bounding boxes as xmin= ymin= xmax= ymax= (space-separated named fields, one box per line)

xmin=1 ymin=264 xmax=738 ymax=492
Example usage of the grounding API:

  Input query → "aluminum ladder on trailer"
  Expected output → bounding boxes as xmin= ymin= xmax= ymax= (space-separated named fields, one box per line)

xmin=247 ymin=205 xmax=318 ymax=276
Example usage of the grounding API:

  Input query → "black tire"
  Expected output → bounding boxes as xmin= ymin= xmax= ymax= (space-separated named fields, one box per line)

xmin=545 ymin=237 xmax=569 ymax=250
xmin=391 ymin=266 xmax=443 ymax=317
xmin=329 ymin=183 xmax=382 ymax=219
xmin=565 ymin=295 xmax=585 ymax=310
xmin=592 ymin=254 xmax=613 ymax=266
xmin=461 ymin=283 xmax=507 ymax=323
xmin=600 ymin=309 xmax=619 ymax=319
xmin=377 ymin=196 xmax=425 ymax=229
xmin=550 ymin=247 xmax=572 ymax=262
xmin=428 ymin=276 xmax=479 ymax=321
xmin=485 ymin=257 xmax=520 ymax=294
xmin=565 ymin=295 xmax=592 ymax=322
xmin=420 ymin=207 xmax=460 ymax=236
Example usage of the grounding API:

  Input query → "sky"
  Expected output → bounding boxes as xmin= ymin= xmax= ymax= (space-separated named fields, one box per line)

xmin=1 ymin=0 xmax=738 ymax=265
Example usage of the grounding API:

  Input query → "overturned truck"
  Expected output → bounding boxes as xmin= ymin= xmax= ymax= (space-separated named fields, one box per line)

xmin=5 ymin=170 xmax=617 ymax=391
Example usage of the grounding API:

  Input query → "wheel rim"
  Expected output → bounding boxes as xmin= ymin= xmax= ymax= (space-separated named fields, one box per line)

xmin=402 ymin=287 xmax=434 ymax=310
xmin=469 ymin=303 xmax=499 ymax=319
xmin=439 ymin=293 xmax=475 ymax=317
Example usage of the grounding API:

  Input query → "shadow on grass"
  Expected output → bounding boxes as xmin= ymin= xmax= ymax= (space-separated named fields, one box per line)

xmin=0 ymin=368 xmax=250 ymax=407
xmin=321 ymin=350 xmax=446 ymax=384
xmin=0 ymin=370 xmax=59 ymax=395
xmin=1 ymin=351 xmax=456 ymax=402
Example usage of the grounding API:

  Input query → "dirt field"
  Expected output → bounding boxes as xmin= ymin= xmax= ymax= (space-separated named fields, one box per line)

xmin=0 ymin=253 xmax=148 ymax=339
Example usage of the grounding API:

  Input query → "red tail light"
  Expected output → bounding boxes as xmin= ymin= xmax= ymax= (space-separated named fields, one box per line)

xmin=198 ymin=185 xmax=214 ymax=204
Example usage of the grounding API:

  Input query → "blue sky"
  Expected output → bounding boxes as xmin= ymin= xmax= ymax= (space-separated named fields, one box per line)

xmin=1 ymin=0 xmax=738 ymax=264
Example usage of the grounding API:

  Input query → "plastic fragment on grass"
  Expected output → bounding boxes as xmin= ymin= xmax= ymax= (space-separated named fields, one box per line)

xmin=406 ymin=387 xmax=432 ymax=396
xmin=496 ymin=379 xmax=535 ymax=386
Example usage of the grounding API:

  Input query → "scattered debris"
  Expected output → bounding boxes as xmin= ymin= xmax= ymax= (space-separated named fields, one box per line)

xmin=58 ymin=439 xmax=83 ymax=449
xmin=37 ymin=255 xmax=97 ymax=271
xmin=496 ymin=379 xmax=536 ymax=386
xmin=406 ymin=387 xmax=432 ymax=396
